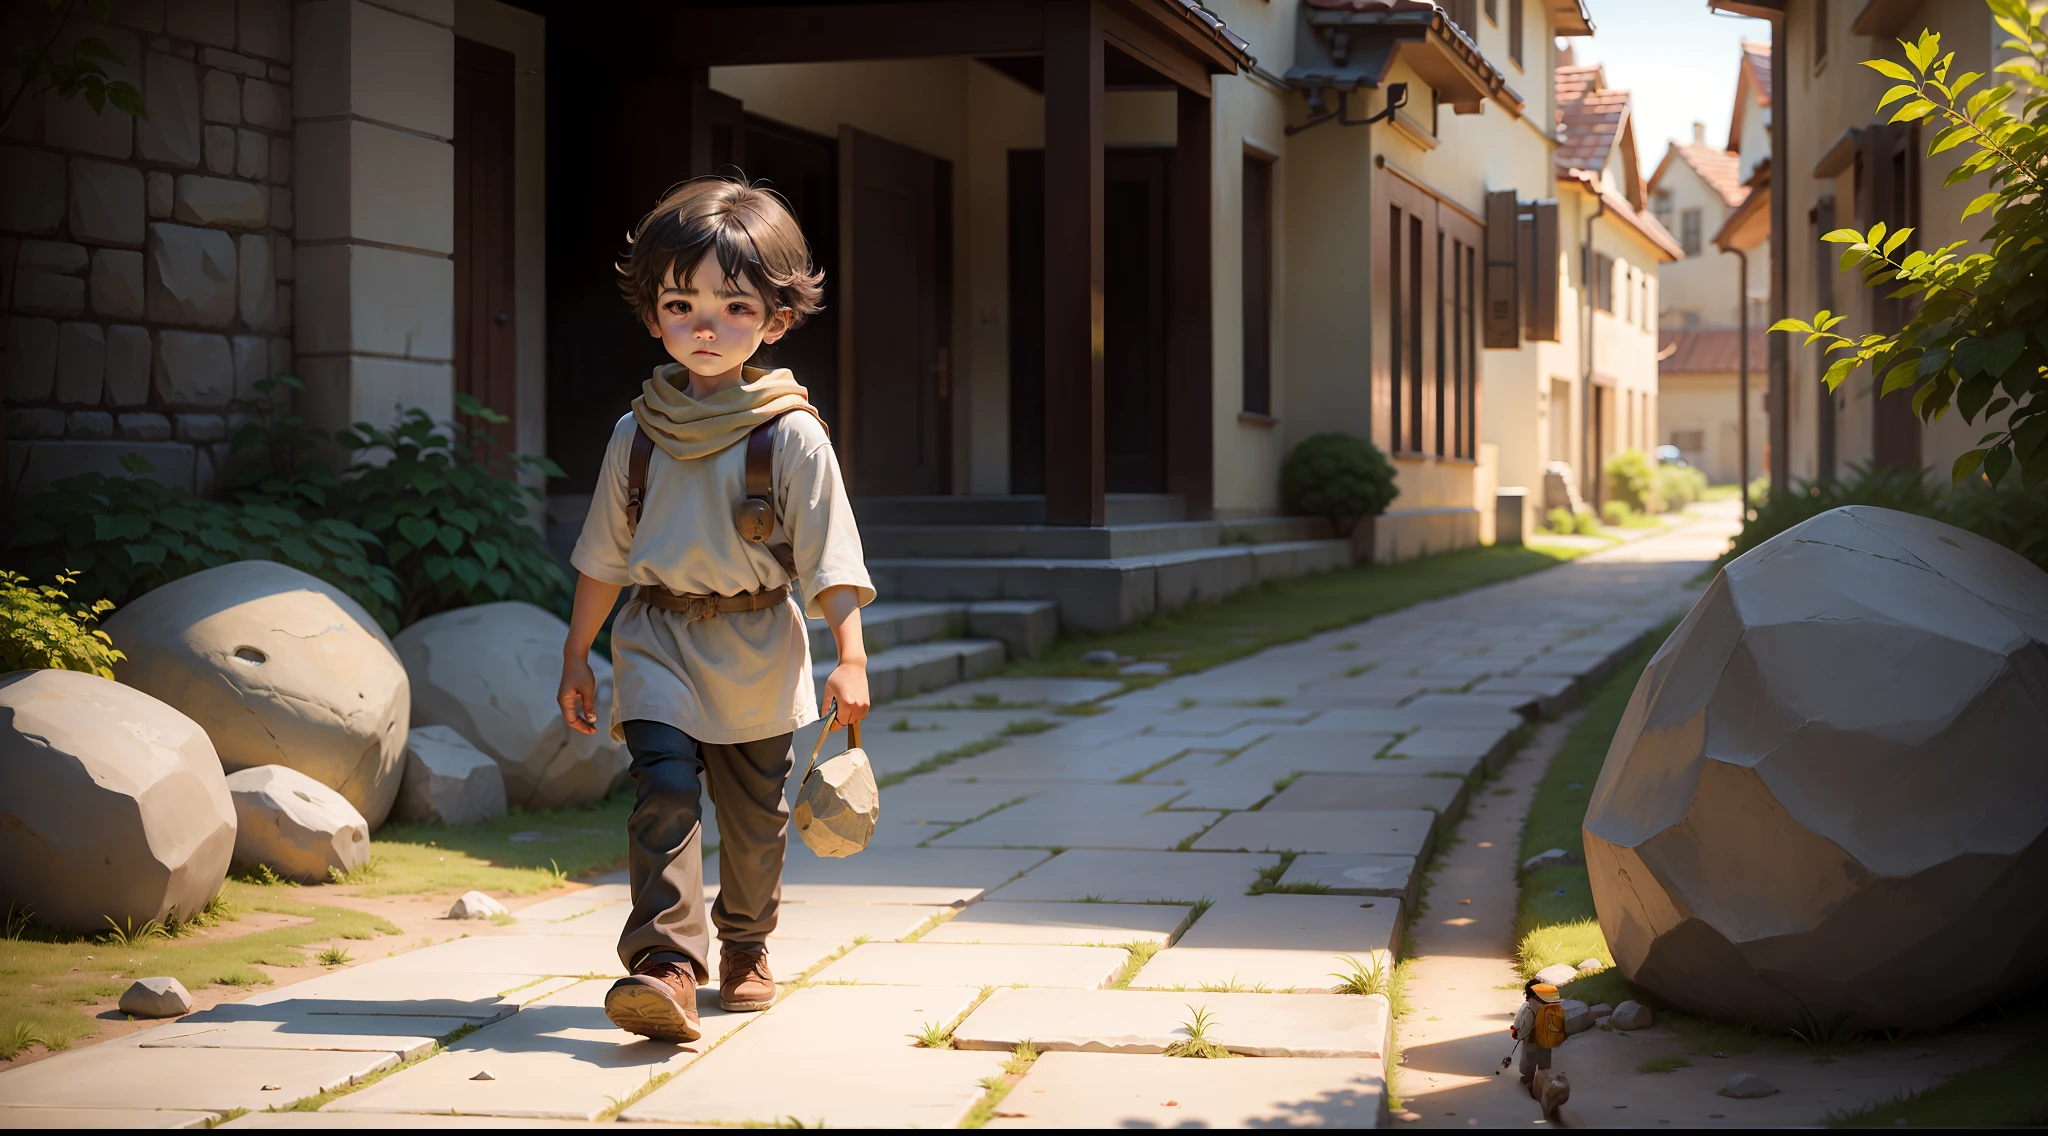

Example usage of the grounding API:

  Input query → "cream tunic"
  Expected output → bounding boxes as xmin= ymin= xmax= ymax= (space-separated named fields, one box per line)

xmin=570 ymin=408 xmax=874 ymax=745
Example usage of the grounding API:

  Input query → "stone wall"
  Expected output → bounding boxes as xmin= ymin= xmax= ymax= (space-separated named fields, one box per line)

xmin=3 ymin=0 xmax=294 ymax=500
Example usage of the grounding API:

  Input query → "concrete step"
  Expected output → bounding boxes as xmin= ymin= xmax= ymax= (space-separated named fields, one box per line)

xmin=807 ymin=599 xmax=1059 ymax=662
xmin=811 ymin=638 xmax=1007 ymax=702
xmin=869 ymin=538 xmax=1353 ymax=635
xmin=852 ymin=493 xmax=1187 ymax=526
xmin=862 ymin=515 xmax=1332 ymax=560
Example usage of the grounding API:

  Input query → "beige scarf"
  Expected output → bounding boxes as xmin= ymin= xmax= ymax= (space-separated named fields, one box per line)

xmin=631 ymin=364 xmax=823 ymax=461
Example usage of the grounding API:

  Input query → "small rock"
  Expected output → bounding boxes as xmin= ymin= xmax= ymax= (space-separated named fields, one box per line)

xmin=506 ymin=831 xmax=556 ymax=844
xmin=1119 ymin=661 xmax=1171 ymax=676
xmin=1561 ymin=998 xmax=1593 ymax=1035
xmin=261 ymin=1084 xmax=282 ymax=1091
xmin=1521 ymin=848 xmax=1581 ymax=873
xmin=1589 ymin=1002 xmax=1613 ymax=1020
xmin=1577 ymin=958 xmax=1605 ymax=973
xmin=471 ymin=1070 xmax=495 ymax=1081
xmin=1534 ymin=963 xmax=1579 ymax=987
xmin=1609 ymin=1000 xmax=1654 ymax=1031
xmin=119 ymin=976 xmax=192 ymax=1018
xmin=448 ymin=891 xmax=508 ymax=920
xmin=1719 ymin=1072 xmax=1779 ymax=1099
xmin=225 ymin=765 xmax=370 ymax=884
xmin=1080 ymin=649 xmax=1122 ymax=665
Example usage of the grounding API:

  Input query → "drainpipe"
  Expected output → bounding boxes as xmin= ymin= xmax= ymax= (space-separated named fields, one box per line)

xmin=1724 ymin=246 xmax=1750 ymax=518
xmin=1581 ymin=190 xmax=1605 ymax=512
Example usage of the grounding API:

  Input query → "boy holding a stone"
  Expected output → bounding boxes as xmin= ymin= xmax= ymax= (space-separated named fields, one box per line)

xmin=557 ymin=177 xmax=873 ymax=1042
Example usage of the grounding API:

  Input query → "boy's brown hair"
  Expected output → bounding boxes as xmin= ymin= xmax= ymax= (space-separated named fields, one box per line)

xmin=617 ymin=176 xmax=825 ymax=325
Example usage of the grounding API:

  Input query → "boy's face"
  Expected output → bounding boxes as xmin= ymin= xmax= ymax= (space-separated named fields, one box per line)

xmin=642 ymin=253 xmax=794 ymax=384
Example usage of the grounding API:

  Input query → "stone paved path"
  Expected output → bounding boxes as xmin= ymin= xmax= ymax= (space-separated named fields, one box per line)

xmin=0 ymin=514 xmax=1737 ymax=1129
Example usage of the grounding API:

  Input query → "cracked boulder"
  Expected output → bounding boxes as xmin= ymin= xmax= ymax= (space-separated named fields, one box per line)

xmin=392 ymin=725 xmax=507 ymax=826
xmin=227 ymin=764 xmax=371 ymax=883
xmin=105 ymin=561 xmax=411 ymax=827
xmin=1585 ymin=506 xmax=2048 ymax=1032
xmin=394 ymin=602 xmax=626 ymax=810
xmin=0 ymin=670 xmax=235 ymax=933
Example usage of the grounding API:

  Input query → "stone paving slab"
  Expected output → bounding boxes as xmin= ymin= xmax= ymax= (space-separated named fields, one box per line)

xmin=1297 ymin=704 xmax=1522 ymax=734
xmin=1229 ymin=731 xmax=1405 ymax=767
xmin=809 ymin=941 xmax=1130 ymax=989
xmin=932 ymin=735 xmax=1194 ymax=782
xmin=220 ymin=1114 xmax=605 ymax=1128
xmin=1130 ymin=947 xmax=1393 ymax=994
xmin=0 ymin=1107 xmax=216 ymax=1129
xmin=0 ymin=1045 xmax=399 ymax=1113
xmin=511 ymin=902 xmax=630 ymax=936
xmin=621 ymin=986 xmax=1006 ymax=1128
xmin=329 ymin=981 xmax=735 ymax=1121
xmin=136 ymin=1008 xmax=454 ymax=1059
xmin=760 ymin=902 xmax=951 ymax=942
xmin=951 ymin=987 xmax=1393 ymax=1058
xmin=868 ymin=779 xmax=1038 ymax=823
xmin=510 ymin=885 xmax=631 ymax=924
xmin=986 ymin=1051 xmax=1387 ymax=1129
xmin=918 ymin=901 xmax=1194 ymax=946
xmin=238 ymin=970 xmax=581 ymax=1019
xmin=1264 ymin=772 xmax=1467 ymax=817
xmin=1143 ymin=754 xmax=1304 ymax=810
xmin=1386 ymin=726 xmax=1515 ymax=772
xmin=1142 ymin=708 xmax=1314 ymax=736
xmin=931 ymin=787 xmax=1214 ymax=850
xmin=1193 ymin=809 xmax=1437 ymax=858
xmin=353 ymin=936 xmax=623 ymax=978
xmin=775 ymin=845 xmax=1053 ymax=905
xmin=1173 ymin=894 xmax=1402 ymax=954
xmin=988 ymin=850 xmax=1274 ymax=903
xmin=902 ymin=677 xmax=1122 ymax=707
xmin=1278 ymin=853 xmax=1420 ymax=903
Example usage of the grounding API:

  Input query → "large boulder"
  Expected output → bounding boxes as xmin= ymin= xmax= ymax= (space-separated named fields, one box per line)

xmin=394 ymin=602 xmax=626 ymax=810
xmin=0 ymin=670 xmax=235 ymax=932
xmin=1584 ymin=507 xmax=2048 ymax=1032
xmin=103 ymin=561 xmax=411 ymax=827
xmin=226 ymin=765 xmax=371 ymax=883
xmin=391 ymin=726 xmax=508 ymax=826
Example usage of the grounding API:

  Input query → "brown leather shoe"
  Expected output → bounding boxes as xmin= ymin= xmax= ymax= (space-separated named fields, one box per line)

xmin=719 ymin=941 xmax=775 ymax=1012
xmin=604 ymin=958 xmax=702 ymax=1042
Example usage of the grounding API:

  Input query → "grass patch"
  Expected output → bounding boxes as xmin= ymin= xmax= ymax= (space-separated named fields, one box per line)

xmin=1 ymin=881 xmax=399 ymax=1058
xmin=1001 ymin=544 xmax=1585 ymax=684
xmin=1110 ymin=941 xmax=1162 ymax=990
xmin=1328 ymin=953 xmax=1392 ymax=997
xmin=961 ymin=1041 xmax=1040 ymax=1128
xmin=1163 ymin=1004 xmax=1235 ymax=1058
xmin=1637 ymin=1052 xmax=1692 ymax=1074
xmin=1829 ymin=1037 xmax=2048 ymax=1127
xmin=360 ymin=791 xmax=635 ymax=897
xmin=874 ymin=737 xmax=1008 ymax=790
xmin=999 ymin=718 xmax=1054 ymax=737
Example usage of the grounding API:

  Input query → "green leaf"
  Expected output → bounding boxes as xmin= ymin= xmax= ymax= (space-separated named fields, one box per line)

xmin=118 ymin=453 xmax=155 ymax=474
xmin=443 ymin=508 xmax=480 ymax=534
xmin=396 ymin=515 xmax=437 ymax=548
xmin=1883 ymin=227 xmax=1912 ymax=256
xmin=1988 ymin=328 xmax=2027 ymax=376
xmin=1891 ymin=99 xmax=1937 ymax=123
xmin=1864 ymin=58 xmax=1916 ymax=83
xmin=1961 ymin=191 xmax=2002 ymax=220
xmin=1986 ymin=444 xmax=2014 ymax=485
xmin=125 ymin=543 xmax=167 ymax=567
xmin=197 ymin=527 xmax=240 ymax=553
xmin=449 ymin=559 xmax=483 ymax=589
xmin=1954 ymin=336 xmax=1989 ymax=378
xmin=1881 ymin=360 xmax=1921 ymax=395
xmin=1951 ymin=448 xmax=1989 ymax=484
xmin=435 ymin=525 xmax=465 ymax=554
xmin=1822 ymin=356 xmax=1858 ymax=391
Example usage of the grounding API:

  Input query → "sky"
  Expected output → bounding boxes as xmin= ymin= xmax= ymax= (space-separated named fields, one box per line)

xmin=1574 ymin=0 xmax=1774 ymax=175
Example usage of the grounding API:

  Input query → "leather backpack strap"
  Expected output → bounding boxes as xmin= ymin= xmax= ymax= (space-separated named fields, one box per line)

xmin=625 ymin=426 xmax=655 ymax=534
xmin=743 ymin=412 xmax=801 ymax=577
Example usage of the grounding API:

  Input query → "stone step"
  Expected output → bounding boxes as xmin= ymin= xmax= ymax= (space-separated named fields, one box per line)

xmin=869 ymin=538 xmax=1353 ymax=635
xmin=852 ymin=493 xmax=1186 ymax=526
xmin=807 ymin=599 xmax=1058 ymax=662
xmin=862 ymin=515 xmax=1331 ymax=560
xmin=812 ymin=638 xmax=1007 ymax=703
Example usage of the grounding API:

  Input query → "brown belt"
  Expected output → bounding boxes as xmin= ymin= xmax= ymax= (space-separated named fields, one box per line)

xmin=638 ymin=584 xmax=790 ymax=622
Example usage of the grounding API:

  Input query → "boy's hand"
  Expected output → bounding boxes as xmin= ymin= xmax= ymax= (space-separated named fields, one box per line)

xmin=821 ymin=662 xmax=869 ymax=729
xmin=558 ymin=654 xmax=600 ymax=736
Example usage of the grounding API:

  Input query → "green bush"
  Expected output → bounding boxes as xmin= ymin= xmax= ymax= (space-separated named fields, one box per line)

xmin=1603 ymin=448 xmax=1660 ymax=514
xmin=1544 ymin=507 xmax=1600 ymax=536
xmin=331 ymin=397 xmax=568 ymax=627
xmin=1655 ymin=464 xmax=1709 ymax=512
xmin=8 ymin=454 xmax=401 ymax=630
xmin=0 ymin=571 xmax=125 ymax=678
xmin=1281 ymin=433 xmax=1398 ymax=535
xmin=1715 ymin=462 xmax=2048 ymax=573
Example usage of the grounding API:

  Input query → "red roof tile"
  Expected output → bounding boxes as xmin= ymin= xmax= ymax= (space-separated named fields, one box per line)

xmin=1740 ymin=39 xmax=1771 ymax=107
xmin=1658 ymin=328 xmax=1768 ymax=374
xmin=1562 ymin=168 xmax=1684 ymax=260
xmin=1670 ymin=143 xmax=1747 ymax=207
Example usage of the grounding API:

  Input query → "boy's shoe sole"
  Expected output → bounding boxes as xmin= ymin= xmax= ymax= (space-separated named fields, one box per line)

xmin=604 ymin=976 xmax=702 ymax=1042
xmin=719 ymin=990 xmax=774 ymax=1013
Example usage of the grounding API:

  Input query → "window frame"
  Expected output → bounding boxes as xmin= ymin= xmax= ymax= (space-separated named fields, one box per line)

xmin=1508 ymin=0 xmax=1524 ymax=69
xmin=1240 ymin=148 xmax=1276 ymax=417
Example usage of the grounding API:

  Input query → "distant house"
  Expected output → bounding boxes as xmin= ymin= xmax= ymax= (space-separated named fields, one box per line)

xmin=1710 ymin=0 xmax=2001 ymax=484
xmin=1645 ymin=42 xmax=1773 ymax=486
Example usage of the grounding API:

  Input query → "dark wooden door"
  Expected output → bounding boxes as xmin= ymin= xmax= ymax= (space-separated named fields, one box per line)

xmin=454 ymin=36 xmax=518 ymax=463
xmin=1009 ymin=147 xmax=1170 ymax=495
xmin=744 ymin=115 xmax=840 ymax=429
xmin=840 ymin=127 xmax=951 ymax=495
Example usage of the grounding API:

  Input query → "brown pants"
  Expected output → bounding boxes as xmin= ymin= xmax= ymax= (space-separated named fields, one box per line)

xmin=616 ymin=720 xmax=794 ymax=981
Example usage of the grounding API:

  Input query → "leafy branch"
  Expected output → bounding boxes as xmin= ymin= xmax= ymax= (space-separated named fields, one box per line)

xmin=0 ymin=0 xmax=147 ymax=137
xmin=1770 ymin=3 xmax=2048 ymax=488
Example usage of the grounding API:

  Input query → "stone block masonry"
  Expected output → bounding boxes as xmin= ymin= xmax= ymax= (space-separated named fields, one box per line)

xmin=4 ymin=0 xmax=296 ymax=502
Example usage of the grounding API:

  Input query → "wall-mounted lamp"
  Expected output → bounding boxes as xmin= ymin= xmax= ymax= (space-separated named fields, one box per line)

xmin=1286 ymin=81 xmax=1408 ymax=137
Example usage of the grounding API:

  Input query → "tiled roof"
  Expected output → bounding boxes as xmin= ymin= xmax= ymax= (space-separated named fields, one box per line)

xmin=1555 ymin=62 xmax=1602 ymax=107
xmin=1669 ymin=143 xmax=1747 ymax=207
xmin=1558 ymin=87 xmax=1628 ymax=175
xmin=1158 ymin=0 xmax=1254 ymax=62
xmin=1659 ymin=328 xmax=1769 ymax=374
xmin=1740 ymin=39 xmax=1771 ymax=107
xmin=1562 ymin=168 xmax=1685 ymax=261
xmin=1306 ymin=0 xmax=1438 ymax=9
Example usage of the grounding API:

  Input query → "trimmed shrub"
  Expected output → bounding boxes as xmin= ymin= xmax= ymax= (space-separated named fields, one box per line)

xmin=1655 ymin=464 xmax=1709 ymax=513
xmin=0 ymin=571 xmax=125 ymax=678
xmin=1604 ymin=448 xmax=1660 ymax=514
xmin=1281 ymin=433 xmax=1399 ymax=535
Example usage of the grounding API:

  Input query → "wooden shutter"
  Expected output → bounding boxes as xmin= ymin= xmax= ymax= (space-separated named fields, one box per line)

xmin=1483 ymin=189 xmax=1520 ymax=349
xmin=454 ymin=37 xmax=518 ymax=464
xmin=1520 ymin=199 xmax=1559 ymax=341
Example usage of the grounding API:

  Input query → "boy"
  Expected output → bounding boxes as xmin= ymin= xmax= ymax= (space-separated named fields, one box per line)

xmin=557 ymin=177 xmax=873 ymax=1043
xmin=1509 ymin=980 xmax=1567 ymax=1088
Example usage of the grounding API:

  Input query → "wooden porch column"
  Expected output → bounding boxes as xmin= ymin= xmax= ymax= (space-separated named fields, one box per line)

xmin=1166 ymin=84 xmax=1214 ymax=516
xmin=1042 ymin=0 xmax=1106 ymax=526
